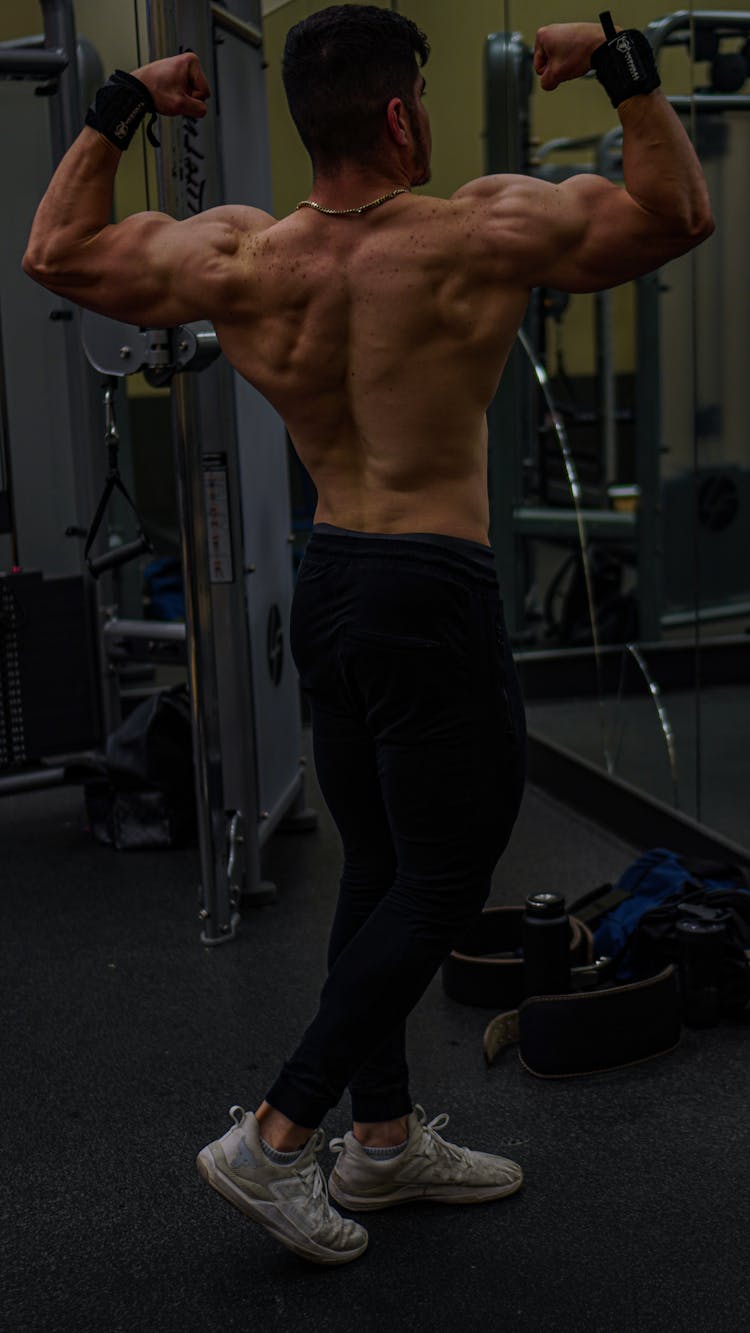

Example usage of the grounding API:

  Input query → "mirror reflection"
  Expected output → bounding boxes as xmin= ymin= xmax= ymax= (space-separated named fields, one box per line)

xmin=489 ymin=2 xmax=749 ymax=849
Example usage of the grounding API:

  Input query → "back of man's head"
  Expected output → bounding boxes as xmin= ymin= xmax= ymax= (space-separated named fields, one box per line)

xmin=283 ymin=4 xmax=430 ymax=173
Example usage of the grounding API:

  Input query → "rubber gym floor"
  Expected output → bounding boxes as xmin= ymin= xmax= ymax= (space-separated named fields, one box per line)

xmin=3 ymin=725 xmax=749 ymax=1333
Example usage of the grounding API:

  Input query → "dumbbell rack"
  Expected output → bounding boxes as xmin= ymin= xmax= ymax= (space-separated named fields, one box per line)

xmin=0 ymin=579 xmax=25 ymax=767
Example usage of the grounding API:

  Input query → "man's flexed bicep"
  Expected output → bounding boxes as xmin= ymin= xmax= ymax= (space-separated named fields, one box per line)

xmin=533 ymin=21 xmax=715 ymax=291
xmin=23 ymin=51 xmax=274 ymax=326
xmin=496 ymin=168 xmax=713 ymax=296
xmin=25 ymin=192 xmax=272 ymax=326
xmin=459 ymin=18 xmax=715 ymax=296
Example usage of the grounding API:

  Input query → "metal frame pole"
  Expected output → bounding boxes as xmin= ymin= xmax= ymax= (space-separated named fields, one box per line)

xmin=485 ymin=32 xmax=535 ymax=636
xmin=37 ymin=0 xmax=108 ymax=743
xmin=146 ymin=0 xmax=240 ymax=944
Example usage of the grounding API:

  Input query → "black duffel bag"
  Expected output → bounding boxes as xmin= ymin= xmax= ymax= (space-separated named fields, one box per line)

xmin=72 ymin=685 xmax=196 ymax=850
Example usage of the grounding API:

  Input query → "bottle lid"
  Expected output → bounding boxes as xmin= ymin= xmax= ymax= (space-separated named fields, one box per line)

xmin=676 ymin=919 xmax=725 ymax=936
xmin=525 ymin=892 xmax=567 ymax=918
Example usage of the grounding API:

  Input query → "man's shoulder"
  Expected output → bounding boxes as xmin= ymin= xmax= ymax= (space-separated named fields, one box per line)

xmin=441 ymin=177 xmax=543 ymax=269
xmin=199 ymin=204 xmax=277 ymax=247
xmin=450 ymin=173 xmax=539 ymax=208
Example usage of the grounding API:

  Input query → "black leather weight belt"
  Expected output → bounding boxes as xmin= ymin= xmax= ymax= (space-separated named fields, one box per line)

xmin=443 ymin=906 xmax=595 ymax=1008
xmin=442 ymin=906 xmax=682 ymax=1078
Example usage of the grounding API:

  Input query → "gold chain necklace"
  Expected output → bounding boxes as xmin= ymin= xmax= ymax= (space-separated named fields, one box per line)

xmin=295 ymin=188 xmax=410 ymax=216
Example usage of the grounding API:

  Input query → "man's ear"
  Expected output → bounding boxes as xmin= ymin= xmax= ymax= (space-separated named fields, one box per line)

xmin=386 ymin=96 xmax=409 ymax=146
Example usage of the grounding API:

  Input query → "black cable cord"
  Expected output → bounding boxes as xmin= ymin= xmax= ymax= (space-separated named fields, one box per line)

xmin=689 ymin=5 xmax=703 ymax=824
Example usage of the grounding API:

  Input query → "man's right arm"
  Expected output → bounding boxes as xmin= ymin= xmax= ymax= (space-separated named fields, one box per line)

xmin=455 ymin=22 xmax=715 ymax=294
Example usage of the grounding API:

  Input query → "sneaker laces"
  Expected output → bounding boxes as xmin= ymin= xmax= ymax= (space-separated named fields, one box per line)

xmin=417 ymin=1107 xmax=472 ymax=1166
xmin=293 ymin=1128 xmax=332 ymax=1211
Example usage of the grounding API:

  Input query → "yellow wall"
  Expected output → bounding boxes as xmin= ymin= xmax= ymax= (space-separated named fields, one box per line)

xmin=1 ymin=0 xmax=149 ymax=216
xmin=261 ymin=1 xmax=727 ymax=374
xmin=4 ymin=0 xmax=736 ymax=379
xmin=262 ymin=1 xmax=710 ymax=213
xmin=3 ymin=1 xmax=158 ymax=390
xmin=5 ymin=0 xmax=725 ymax=215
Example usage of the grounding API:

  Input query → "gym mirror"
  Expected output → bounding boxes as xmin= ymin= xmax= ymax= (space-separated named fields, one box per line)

xmin=492 ymin=0 xmax=750 ymax=854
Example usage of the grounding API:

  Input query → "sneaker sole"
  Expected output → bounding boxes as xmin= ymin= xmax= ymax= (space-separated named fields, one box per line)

xmin=328 ymin=1169 xmax=523 ymax=1212
xmin=196 ymin=1147 xmax=368 ymax=1266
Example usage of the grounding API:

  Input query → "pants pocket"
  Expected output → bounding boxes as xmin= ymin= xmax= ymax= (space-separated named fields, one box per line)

xmin=345 ymin=629 xmax=444 ymax=652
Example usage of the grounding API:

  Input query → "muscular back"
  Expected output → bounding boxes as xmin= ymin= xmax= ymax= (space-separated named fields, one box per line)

xmin=24 ymin=43 xmax=713 ymax=548
xmin=214 ymin=195 xmax=530 ymax=545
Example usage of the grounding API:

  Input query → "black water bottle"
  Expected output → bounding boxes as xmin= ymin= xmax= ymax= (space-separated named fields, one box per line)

xmin=676 ymin=918 xmax=725 ymax=1028
xmin=522 ymin=892 xmax=571 ymax=998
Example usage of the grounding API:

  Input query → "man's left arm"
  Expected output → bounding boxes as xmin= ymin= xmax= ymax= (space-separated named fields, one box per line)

xmin=22 ymin=53 xmax=274 ymax=327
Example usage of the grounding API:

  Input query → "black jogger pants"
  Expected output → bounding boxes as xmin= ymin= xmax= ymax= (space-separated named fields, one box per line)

xmin=264 ymin=524 xmax=526 ymax=1127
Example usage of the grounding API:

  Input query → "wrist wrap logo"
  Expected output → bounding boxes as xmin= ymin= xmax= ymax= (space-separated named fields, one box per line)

xmin=115 ymin=103 xmax=146 ymax=140
xmin=615 ymin=34 xmax=641 ymax=82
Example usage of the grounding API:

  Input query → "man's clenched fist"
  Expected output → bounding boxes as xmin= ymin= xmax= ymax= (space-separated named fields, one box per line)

xmin=534 ymin=22 xmax=614 ymax=91
xmin=131 ymin=51 xmax=210 ymax=117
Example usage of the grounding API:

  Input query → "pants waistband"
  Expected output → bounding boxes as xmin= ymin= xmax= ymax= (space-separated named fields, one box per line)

xmin=310 ymin=523 xmax=497 ymax=579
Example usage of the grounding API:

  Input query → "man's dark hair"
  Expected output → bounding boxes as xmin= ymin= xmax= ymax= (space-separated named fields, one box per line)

xmin=283 ymin=5 xmax=430 ymax=171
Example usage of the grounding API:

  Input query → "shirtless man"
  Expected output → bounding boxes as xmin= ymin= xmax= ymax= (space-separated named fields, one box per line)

xmin=24 ymin=7 xmax=713 ymax=1266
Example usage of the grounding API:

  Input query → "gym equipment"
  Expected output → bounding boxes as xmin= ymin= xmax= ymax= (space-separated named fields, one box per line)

xmin=442 ymin=905 xmax=594 ymax=1010
xmin=0 ymin=571 xmax=100 ymax=785
xmin=482 ymin=964 xmax=681 ymax=1078
xmin=82 ymin=379 xmax=154 ymax=579
xmin=486 ymin=11 xmax=750 ymax=851
xmin=486 ymin=11 xmax=750 ymax=642
xmin=442 ymin=902 xmax=681 ymax=1077
xmin=0 ymin=5 xmax=109 ymax=778
xmin=1 ymin=1 xmax=317 ymax=944
xmin=137 ymin=0 xmax=318 ymax=943
xmin=79 ymin=313 xmax=223 ymax=587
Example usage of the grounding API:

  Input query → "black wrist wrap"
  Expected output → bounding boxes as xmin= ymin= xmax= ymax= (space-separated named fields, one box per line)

xmin=85 ymin=70 xmax=160 ymax=149
xmin=591 ymin=28 xmax=661 ymax=107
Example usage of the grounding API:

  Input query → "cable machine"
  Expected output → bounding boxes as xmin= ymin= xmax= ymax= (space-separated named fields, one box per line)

xmin=485 ymin=11 xmax=750 ymax=645
xmin=0 ymin=0 xmax=316 ymax=943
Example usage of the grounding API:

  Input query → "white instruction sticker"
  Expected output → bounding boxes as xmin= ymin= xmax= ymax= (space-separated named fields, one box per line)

xmin=203 ymin=453 xmax=234 ymax=584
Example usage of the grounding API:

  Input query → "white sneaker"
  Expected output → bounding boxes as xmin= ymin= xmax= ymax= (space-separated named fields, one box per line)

xmin=196 ymin=1107 xmax=368 ymax=1265
xmin=328 ymin=1105 xmax=523 ymax=1211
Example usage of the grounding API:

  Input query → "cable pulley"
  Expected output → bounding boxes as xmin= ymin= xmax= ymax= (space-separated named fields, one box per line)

xmin=83 ymin=377 xmax=154 ymax=579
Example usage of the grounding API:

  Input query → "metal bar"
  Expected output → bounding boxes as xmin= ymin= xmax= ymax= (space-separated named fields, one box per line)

xmin=596 ymin=290 xmax=617 ymax=487
xmin=647 ymin=11 xmax=750 ymax=55
xmin=635 ymin=273 xmax=664 ymax=642
xmin=536 ymin=134 xmax=603 ymax=160
xmin=670 ymin=95 xmax=750 ymax=111
xmin=173 ymin=372 xmax=234 ymax=944
xmin=595 ymin=129 xmax=624 ymax=495
xmin=485 ymin=32 xmax=534 ymax=634
xmin=256 ymin=768 xmax=304 ymax=847
xmin=38 ymin=0 xmax=108 ymax=747
xmin=210 ymin=3 xmax=262 ymax=48
xmin=39 ymin=2 xmax=80 ymax=148
xmin=661 ymin=600 xmax=750 ymax=627
xmin=0 ymin=49 xmax=68 ymax=77
xmin=146 ymin=0 xmax=238 ymax=946
xmin=645 ymin=14 xmax=750 ymax=113
xmin=103 ymin=618 xmax=186 ymax=643
xmin=0 ymin=767 xmax=65 ymax=795
xmin=513 ymin=507 xmax=636 ymax=537
xmin=597 ymin=126 xmax=623 ymax=166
